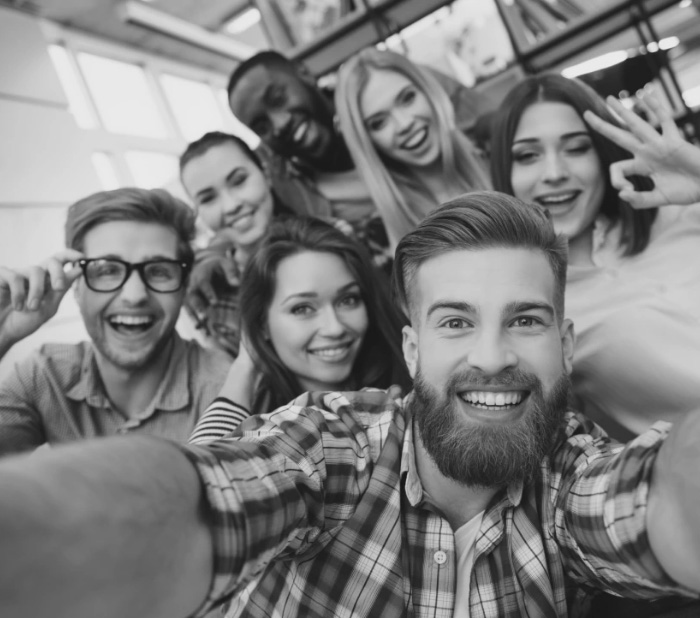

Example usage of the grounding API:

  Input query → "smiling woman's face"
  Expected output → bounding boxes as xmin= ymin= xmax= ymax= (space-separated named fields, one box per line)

xmin=265 ymin=250 xmax=369 ymax=393
xmin=181 ymin=141 xmax=274 ymax=250
xmin=510 ymin=101 xmax=605 ymax=241
xmin=360 ymin=68 xmax=440 ymax=168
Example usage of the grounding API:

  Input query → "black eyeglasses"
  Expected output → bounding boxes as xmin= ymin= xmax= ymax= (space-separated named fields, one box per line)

xmin=77 ymin=258 xmax=190 ymax=293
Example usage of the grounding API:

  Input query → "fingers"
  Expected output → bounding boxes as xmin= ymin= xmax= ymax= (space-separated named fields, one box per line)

xmin=0 ymin=268 xmax=30 ymax=311
xmin=42 ymin=249 xmax=84 ymax=291
xmin=608 ymin=159 xmax=649 ymax=193
xmin=221 ymin=260 xmax=240 ymax=286
xmin=618 ymin=188 xmax=663 ymax=210
xmin=583 ymin=110 xmax=639 ymax=152
xmin=604 ymin=95 xmax=660 ymax=144
xmin=638 ymin=86 xmax=679 ymax=138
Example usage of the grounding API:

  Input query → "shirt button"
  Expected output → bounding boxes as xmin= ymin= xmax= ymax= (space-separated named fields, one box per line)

xmin=434 ymin=550 xmax=447 ymax=565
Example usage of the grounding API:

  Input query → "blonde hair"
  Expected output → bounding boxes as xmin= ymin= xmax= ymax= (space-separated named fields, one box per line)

xmin=336 ymin=48 xmax=490 ymax=248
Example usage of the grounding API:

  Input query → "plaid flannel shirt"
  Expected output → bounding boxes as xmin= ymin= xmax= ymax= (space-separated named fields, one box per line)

xmin=181 ymin=388 xmax=694 ymax=618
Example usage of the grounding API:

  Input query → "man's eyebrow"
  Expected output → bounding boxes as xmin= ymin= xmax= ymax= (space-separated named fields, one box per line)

xmin=513 ymin=131 xmax=590 ymax=145
xmin=426 ymin=301 xmax=476 ymax=319
xmin=504 ymin=301 xmax=555 ymax=319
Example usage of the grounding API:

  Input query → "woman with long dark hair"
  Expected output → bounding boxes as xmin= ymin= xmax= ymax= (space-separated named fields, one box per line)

xmin=190 ymin=217 xmax=410 ymax=443
xmin=490 ymin=73 xmax=700 ymax=440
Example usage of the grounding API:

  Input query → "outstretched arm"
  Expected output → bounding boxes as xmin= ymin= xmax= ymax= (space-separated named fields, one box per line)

xmin=647 ymin=412 xmax=700 ymax=591
xmin=583 ymin=91 xmax=700 ymax=209
xmin=0 ymin=436 xmax=212 ymax=618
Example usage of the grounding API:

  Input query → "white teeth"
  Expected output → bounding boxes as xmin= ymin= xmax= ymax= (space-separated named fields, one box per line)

xmin=402 ymin=128 xmax=427 ymax=150
xmin=293 ymin=122 xmax=308 ymax=143
xmin=538 ymin=192 xmax=578 ymax=205
xmin=462 ymin=391 xmax=523 ymax=407
xmin=309 ymin=344 xmax=350 ymax=359
xmin=109 ymin=315 xmax=153 ymax=326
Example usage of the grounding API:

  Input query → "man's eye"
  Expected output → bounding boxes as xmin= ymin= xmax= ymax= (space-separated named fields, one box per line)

xmin=443 ymin=318 xmax=467 ymax=329
xmin=513 ymin=316 xmax=540 ymax=327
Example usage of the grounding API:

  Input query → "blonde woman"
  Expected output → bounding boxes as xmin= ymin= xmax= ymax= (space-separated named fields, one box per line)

xmin=335 ymin=48 xmax=490 ymax=249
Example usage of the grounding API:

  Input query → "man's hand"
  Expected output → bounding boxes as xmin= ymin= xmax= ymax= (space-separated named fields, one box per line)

xmin=187 ymin=250 xmax=239 ymax=318
xmin=583 ymin=89 xmax=700 ymax=209
xmin=0 ymin=249 xmax=83 ymax=355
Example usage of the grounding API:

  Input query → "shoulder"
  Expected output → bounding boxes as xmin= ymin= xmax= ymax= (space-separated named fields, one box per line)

xmin=17 ymin=341 xmax=90 ymax=378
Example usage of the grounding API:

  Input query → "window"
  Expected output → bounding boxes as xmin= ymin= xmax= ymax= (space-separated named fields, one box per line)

xmin=77 ymin=52 xmax=167 ymax=138
xmin=125 ymin=151 xmax=179 ymax=189
xmin=160 ymin=73 xmax=226 ymax=141
xmin=47 ymin=45 xmax=98 ymax=129
xmin=91 ymin=152 xmax=121 ymax=190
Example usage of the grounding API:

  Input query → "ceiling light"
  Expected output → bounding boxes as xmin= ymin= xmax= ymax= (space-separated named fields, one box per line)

xmin=224 ymin=7 xmax=261 ymax=34
xmin=119 ymin=0 xmax=255 ymax=61
xmin=561 ymin=50 xmax=629 ymax=78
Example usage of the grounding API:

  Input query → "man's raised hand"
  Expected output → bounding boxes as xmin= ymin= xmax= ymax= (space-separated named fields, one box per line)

xmin=0 ymin=249 xmax=84 ymax=354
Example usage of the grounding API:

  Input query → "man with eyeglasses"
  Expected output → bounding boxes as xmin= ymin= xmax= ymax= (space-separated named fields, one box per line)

xmin=0 ymin=187 xmax=231 ymax=456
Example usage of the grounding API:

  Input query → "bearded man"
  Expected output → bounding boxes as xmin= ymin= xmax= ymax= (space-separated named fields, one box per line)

xmin=0 ymin=191 xmax=699 ymax=618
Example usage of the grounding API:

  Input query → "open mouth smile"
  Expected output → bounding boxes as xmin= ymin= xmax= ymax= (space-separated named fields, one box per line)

xmin=401 ymin=127 xmax=429 ymax=151
xmin=307 ymin=340 xmax=354 ymax=361
xmin=292 ymin=120 xmax=309 ymax=145
xmin=535 ymin=190 xmax=581 ymax=207
xmin=107 ymin=314 xmax=155 ymax=336
xmin=459 ymin=390 xmax=527 ymax=411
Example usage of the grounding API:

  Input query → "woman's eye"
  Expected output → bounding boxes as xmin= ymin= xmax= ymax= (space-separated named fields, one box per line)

xmin=512 ymin=150 xmax=538 ymax=164
xmin=229 ymin=173 xmax=248 ymax=187
xmin=290 ymin=304 xmax=313 ymax=316
xmin=367 ymin=116 xmax=387 ymax=132
xmin=566 ymin=142 xmax=592 ymax=155
xmin=338 ymin=293 xmax=362 ymax=308
xmin=400 ymin=88 xmax=417 ymax=106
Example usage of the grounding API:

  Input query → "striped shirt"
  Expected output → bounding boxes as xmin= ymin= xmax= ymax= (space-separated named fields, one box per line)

xmin=181 ymin=389 xmax=695 ymax=618
xmin=0 ymin=333 xmax=231 ymax=456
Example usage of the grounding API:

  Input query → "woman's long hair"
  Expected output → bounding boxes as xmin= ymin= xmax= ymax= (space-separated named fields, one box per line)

xmin=335 ymin=48 xmax=490 ymax=249
xmin=240 ymin=217 xmax=411 ymax=413
xmin=490 ymin=73 xmax=656 ymax=256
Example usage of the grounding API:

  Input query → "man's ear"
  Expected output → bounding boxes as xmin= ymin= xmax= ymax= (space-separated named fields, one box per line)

xmin=560 ymin=318 xmax=575 ymax=375
xmin=402 ymin=325 xmax=418 ymax=379
xmin=294 ymin=61 xmax=316 ymax=86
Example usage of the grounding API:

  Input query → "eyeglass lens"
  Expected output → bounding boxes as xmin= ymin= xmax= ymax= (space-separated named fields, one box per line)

xmin=84 ymin=259 xmax=184 ymax=292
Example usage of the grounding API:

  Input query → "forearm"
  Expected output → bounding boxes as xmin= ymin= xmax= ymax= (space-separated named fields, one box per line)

xmin=647 ymin=411 xmax=700 ymax=591
xmin=0 ymin=436 xmax=213 ymax=618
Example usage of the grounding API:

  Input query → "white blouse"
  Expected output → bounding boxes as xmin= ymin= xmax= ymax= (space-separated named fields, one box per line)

xmin=566 ymin=204 xmax=700 ymax=439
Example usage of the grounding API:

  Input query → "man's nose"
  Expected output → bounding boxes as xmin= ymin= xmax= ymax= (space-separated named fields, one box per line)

xmin=269 ymin=110 xmax=293 ymax=138
xmin=466 ymin=329 xmax=517 ymax=376
xmin=118 ymin=269 xmax=149 ymax=303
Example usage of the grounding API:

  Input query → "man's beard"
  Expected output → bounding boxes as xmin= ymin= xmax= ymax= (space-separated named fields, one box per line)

xmin=409 ymin=366 xmax=571 ymax=488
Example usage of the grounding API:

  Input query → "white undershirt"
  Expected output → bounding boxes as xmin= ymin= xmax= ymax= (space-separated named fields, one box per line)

xmin=453 ymin=511 xmax=484 ymax=618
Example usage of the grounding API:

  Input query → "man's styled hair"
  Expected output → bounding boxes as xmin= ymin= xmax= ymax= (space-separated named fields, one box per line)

xmin=65 ymin=188 xmax=196 ymax=264
xmin=393 ymin=191 xmax=568 ymax=321
xmin=227 ymin=50 xmax=301 ymax=99
xmin=179 ymin=131 xmax=263 ymax=176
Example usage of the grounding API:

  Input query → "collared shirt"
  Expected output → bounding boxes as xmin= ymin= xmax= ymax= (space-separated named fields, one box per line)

xmin=0 ymin=333 xmax=231 ymax=456
xmin=181 ymin=389 xmax=694 ymax=618
xmin=567 ymin=206 xmax=700 ymax=439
